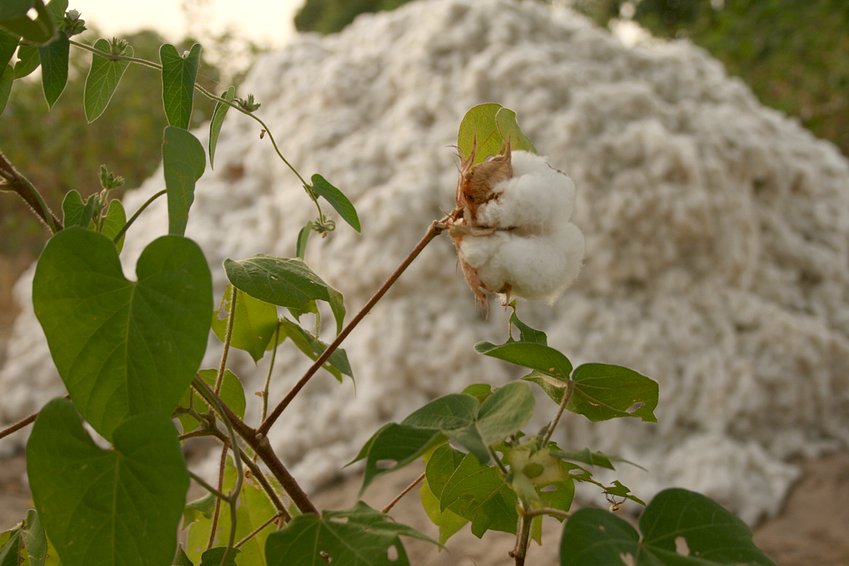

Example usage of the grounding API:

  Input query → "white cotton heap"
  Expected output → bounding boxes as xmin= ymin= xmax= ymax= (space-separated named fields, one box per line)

xmin=455 ymin=150 xmax=585 ymax=301
xmin=1 ymin=0 xmax=848 ymax=525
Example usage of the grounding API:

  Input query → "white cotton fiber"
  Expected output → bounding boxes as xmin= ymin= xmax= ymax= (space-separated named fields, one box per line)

xmin=458 ymin=150 xmax=585 ymax=300
xmin=2 ymin=0 xmax=849 ymax=523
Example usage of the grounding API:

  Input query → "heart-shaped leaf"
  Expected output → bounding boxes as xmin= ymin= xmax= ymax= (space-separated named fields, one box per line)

xmin=560 ymin=488 xmax=775 ymax=565
xmin=84 ymin=37 xmax=132 ymax=123
xmin=159 ymin=43 xmax=201 ymax=129
xmin=32 ymin=227 xmax=212 ymax=440
xmin=37 ymin=31 xmax=68 ymax=109
xmin=27 ymin=398 xmax=189 ymax=566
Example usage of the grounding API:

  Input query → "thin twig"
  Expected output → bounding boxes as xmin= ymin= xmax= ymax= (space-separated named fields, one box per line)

xmin=234 ymin=512 xmax=282 ymax=549
xmin=215 ymin=287 xmax=238 ymax=394
xmin=207 ymin=441 xmax=230 ymax=550
xmin=524 ymin=508 xmax=570 ymax=520
xmin=191 ymin=377 xmax=316 ymax=515
xmin=260 ymin=322 xmax=281 ymax=424
xmin=258 ymin=217 xmax=451 ymax=437
xmin=189 ymin=470 xmax=229 ymax=501
xmin=113 ymin=188 xmax=166 ymax=243
xmin=382 ymin=472 xmax=425 ymax=514
xmin=0 ymin=395 xmax=70 ymax=441
xmin=510 ymin=502 xmax=533 ymax=566
xmin=541 ymin=379 xmax=574 ymax=447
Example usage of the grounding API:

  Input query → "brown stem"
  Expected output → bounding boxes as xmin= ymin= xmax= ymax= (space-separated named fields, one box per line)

xmin=191 ymin=377 xmax=317 ymax=515
xmin=509 ymin=506 xmax=533 ymax=566
xmin=382 ymin=472 xmax=425 ymax=514
xmin=0 ymin=394 xmax=70 ymax=441
xmin=257 ymin=217 xmax=450 ymax=437
xmin=207 ymin=441 xmax=230 ymax=550
xmin=0 ymin=153 xmax=62 ymax=233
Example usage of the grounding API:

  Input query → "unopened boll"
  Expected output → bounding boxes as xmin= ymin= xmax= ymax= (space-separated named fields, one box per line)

xmin=451 ymin=145 xmax=585 ymax=308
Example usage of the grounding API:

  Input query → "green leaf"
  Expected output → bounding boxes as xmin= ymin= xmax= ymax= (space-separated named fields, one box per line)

xmin=224 ymin=256 xmax=345 ymax=334
xmin=38 ymin=31 xmax=68 ymax=108
xmin=474 ymin=381 xmax=534 ymax=448
xmin=0 ymin=0 xmax=53 ymax=45
xmin=84 ymin=37 xmax=132 ymax=122
xmin=457 ymin=103 xmax=535 ymax=164
xmin=27 ymin=398 xmax=189 ymax=566
xmin=61 ymin=190 xmax=96 ymax=228
xmin=212 ymin=285 xmax=279 ymax=362
xmin=32 ymin=228 xmax=212 ymax=440
xmin=100 ymin=199 xmax=127 ymax=252
xmin=208 ymin=86 xmax=235 ymax=169
xmin=419 ymin=477 xmax=468 ymax=544
xmin=173 ymin=547 xmax=194 ymax=566
xmin=14 ymin=43 xmax=38 ymax=78
xmin=509 ymin=312 xmax=547 ymax=344
xmin=0 ymin=64 xmax=12 ymax=114
xmin=159 ymin=43 xmax=201 ymax=129
xmin=185 ymin=459 xmax=276 ymax=566
xmin=21 ymin=509 xmax=47 ymax=566
xmin=568 ymin=363 xmax=659 ymax=423
xmin=475 ymin=341 xmax=572 ymax=380
xmin=310 ymin=174 xmax=361 ymax=232
xmin=0 ymin=0 xmax=32 ymax=22
xmin=177 ymin=369 xmax=246 ymax=434
xmin=556 ymin=448 xmax=616 ymax=470
xmin=163 ymin=125 xmax=206 ymax=236
xmin=278 ymin=317 xmax=352 ymax=381
xmin=0 ymin=30 xmax=18 ymax=71
xmin=560 ymin=488 xmax=776 ymax=565
xmin=427 ymin=445 xmax=518 ymax=537
xmin=0 ymin=528 xmax=20 ymax=566
xmin=353 ymin=423 xmax=444 ymax=493
xmin=266 ymin=502 xmax=435 ymax=566
xmin=199 ymin=548 xmax=238 ymax=566
xmin=295 ymin=222 xmax=311 ymax=259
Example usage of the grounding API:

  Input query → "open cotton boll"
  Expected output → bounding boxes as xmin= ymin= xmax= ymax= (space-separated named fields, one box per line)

xmin=455 ymin=149 xmax=585 ymax=302
xmin=476 ymin=151 xmax=577 ymax=229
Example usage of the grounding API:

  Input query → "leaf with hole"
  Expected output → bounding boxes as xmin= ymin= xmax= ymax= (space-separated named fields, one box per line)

xmin=568 ymin=363 xmax=658 ymax=423
xmin=560 ymin=488 xmax=776 ymax=565
xmin=265 ymin=502 xmax=436 ymax=566
xmin=224 ymin=255 xmax=345 ymax=334
xmin=310 ymin=174 xmax=361 ymax=232
xmin=27 ymin=398 xmax=189 ymax=566
xmin=159 ymin=43 xmax=201 ymax=129
xmin=84 ymin=37 xmax=132 ymax=122
xmin=32 ymin=227 xmax=212 ymax=440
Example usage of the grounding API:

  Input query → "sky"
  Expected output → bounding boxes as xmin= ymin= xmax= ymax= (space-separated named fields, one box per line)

xmin=69 ymin=0 xmax=303 ymax=47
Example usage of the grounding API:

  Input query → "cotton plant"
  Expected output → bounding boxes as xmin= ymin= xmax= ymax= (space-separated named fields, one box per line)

xmin=0 ymin=5 xmax=775 ymax=560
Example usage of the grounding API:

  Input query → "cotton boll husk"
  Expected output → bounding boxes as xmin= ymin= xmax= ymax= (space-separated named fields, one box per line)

xmin=1 ymin=0 xmax=849 ymax=523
